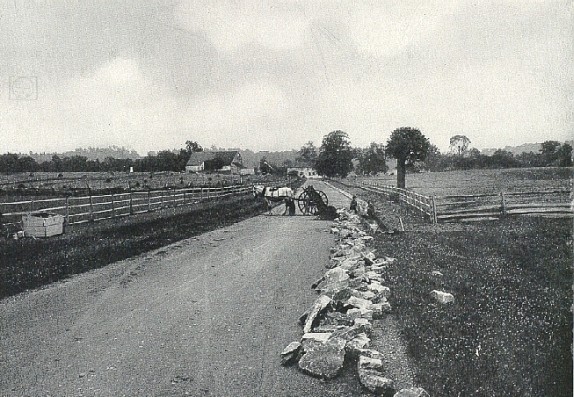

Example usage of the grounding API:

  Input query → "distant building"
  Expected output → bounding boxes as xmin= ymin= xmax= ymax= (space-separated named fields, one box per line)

xmin=186 ymin=151 xmax=243 ymax=173
xmin=239 ymin=167 xmax=255 ymax=176
xmin=287 ymin=166 xmax=320 ymax=179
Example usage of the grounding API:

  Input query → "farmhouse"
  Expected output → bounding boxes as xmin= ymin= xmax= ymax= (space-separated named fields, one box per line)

xmin=287 ymin=166 xmax=320 ymax=179
xmin=186 ymin=151 xmax=243 ymax=173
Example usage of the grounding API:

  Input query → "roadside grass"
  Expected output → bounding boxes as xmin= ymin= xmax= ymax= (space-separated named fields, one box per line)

xmin=372 ymin=216 xmax=573 ymax=396
xmin=0 ymin=194 xmax=264 ymax=299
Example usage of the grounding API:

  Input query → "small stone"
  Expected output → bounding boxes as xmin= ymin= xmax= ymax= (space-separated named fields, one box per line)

xmin=358 ymin=348 xmax=384 ymax=360
xmin=393 ymin=387 xmax=430 ymax=397
xmin=368 ymin=282 xmax=391 ymax=299
xmin=346 ymin=333 xmax=370 ymax=356
xmin=347 ymin=308 xmax=373 ymax=321
xmin=364 ymin=271 xmax=383 ymax=282
xmin=346 ymin=296 xmax=372 ymax=310
xmin=319 ymin=311 xmax=353 ymax=327
xmin=371 ymin=300 xmax=392 ymax=318
xmin=354 ymin=317 xmax=372 ymax=332
xmin=351 ymin=289 xmax=376 ymax=301
xmin=358 ymin=355 xmax=383 ymax=371
xmin=281 ymin=342 xmax=302 ymax=366
xmin=431 ymin=270 xmax=444 ymax=277
xmin=281 ymin=341 xmax=301 ymax=356
xmin=301 ymin=332 xmax=332 ymax=344
xmin=430 ymin=290 xmax=455 ymax=304
xmin=313 ymin=324 xmax=347 ymax=333
xmin=358 ymin=369 xmax=395 ymax=395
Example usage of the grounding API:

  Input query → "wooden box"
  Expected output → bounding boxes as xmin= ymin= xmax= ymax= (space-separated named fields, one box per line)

xmin=22 ymin=213 xmax=65 ymax=238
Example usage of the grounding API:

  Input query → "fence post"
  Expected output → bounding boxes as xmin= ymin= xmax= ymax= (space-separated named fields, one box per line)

xmin=111 ymin=193 xmax=115 ymax=218
xmin=183 ymin=189 xmax=186 ymax=205
xmin=65 ymin=196 xmax=70 ymax=224
xmin=89 ymin=191 xmax=94 ymax=222
xmin=431 ymin=195 xmax=438 ymax=224
xmin=500 ymin=192 xmax=506 ymax=216
xmin=129 ymin=190 xmax=134 ymax=215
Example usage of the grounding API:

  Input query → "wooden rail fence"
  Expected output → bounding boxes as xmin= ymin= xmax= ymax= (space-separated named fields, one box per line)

xmin=358 ymin=180 xmax=572 ymax=223
xmin=0 ymin=185 xmax=255 ymax=233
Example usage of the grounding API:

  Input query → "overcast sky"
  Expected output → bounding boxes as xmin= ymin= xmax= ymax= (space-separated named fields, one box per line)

xmin=1 ymin=0 xmax=571 ymax=154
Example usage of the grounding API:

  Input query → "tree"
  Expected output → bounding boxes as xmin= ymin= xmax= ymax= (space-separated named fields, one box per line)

xmin=557 ymin=143 xmax=573 ymax=167
xmin=357 ymin=142 xmax=387 ymax=175
xmin=315 ymin=130 xmax=354 ymax=178
xmin=386 ymin=127 xmax=430 ymax=188
xmin=297 ymin=141 xmax=318 ymax=166
xmin=259 ymin=157 xmax=272 ymax=174
xmin=449 ymin=135 xmax=471 ymax=156
xmin=421 ymin=144 xmax=443 ymax=171
xmin=185 ymin=140 xmax=203 ymax=154
xmin=491 ymin=149 xmax=518 ymax=168
xmin=539 ymin=140 xmax=563 ymax=166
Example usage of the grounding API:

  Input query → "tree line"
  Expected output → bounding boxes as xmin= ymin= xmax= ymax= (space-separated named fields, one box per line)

xmin=296 ymin=130 xmax=571 ymax=188
xmin=0 ymin=131 xmax=571 ymax=189
xmin=0 ymin=141 xmax=204 ymax=174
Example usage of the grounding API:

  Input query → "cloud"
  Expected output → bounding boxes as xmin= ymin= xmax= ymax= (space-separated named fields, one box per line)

xmin=175 ymin=1 xmax=309 ymax=52
xmin=0 ymin=1 xmax=571 ymax=155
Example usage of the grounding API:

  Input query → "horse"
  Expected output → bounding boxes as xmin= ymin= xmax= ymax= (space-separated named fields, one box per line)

xmin=253 ymin=184 xmax=294 ymax=214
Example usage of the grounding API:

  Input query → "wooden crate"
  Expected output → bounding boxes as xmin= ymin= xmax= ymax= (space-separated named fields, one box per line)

xmin=22 ymin=213 xmax=65 ymax=237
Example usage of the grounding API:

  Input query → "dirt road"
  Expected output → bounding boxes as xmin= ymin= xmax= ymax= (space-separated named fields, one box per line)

xmin=1 ymin=181 xmax=367 ymax=396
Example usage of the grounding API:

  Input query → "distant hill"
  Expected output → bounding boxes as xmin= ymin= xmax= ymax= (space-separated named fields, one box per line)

xmin=480 ymin=140 xmax=573 ymax=156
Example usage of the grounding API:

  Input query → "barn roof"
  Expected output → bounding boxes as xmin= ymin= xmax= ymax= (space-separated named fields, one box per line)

xmin=186 ymin=151 xmax=240 ymax=166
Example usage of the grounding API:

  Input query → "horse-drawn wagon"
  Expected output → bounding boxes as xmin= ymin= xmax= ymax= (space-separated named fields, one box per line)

xmin=253 ymin=184 xmax=329 ymax=215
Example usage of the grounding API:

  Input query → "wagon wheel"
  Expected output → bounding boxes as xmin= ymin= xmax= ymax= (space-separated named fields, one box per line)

xmin=297 ymin=190 xmax=319 ymax=215
xmin=297 ymin=191 xmax=308 ymax=214
xmin=316 ymin=190 xmax=328 ymax=206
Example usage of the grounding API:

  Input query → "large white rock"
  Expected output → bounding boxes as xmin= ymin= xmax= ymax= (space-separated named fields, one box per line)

xmin=298 ymin=338 xmax=346 ymax=379
xmin=430 ymin=290 xmax=455 ymax=304
xmin=324 ymin=267 xmax=350 ymax=283
xmin=303 ymin=295 xmax=332 ymax=333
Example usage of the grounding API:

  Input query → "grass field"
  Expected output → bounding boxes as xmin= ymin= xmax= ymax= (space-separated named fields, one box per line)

xmin=373 ymin=217 xmax=572 ymax=396
xmin=0 ymin=171 xmax=285 ymax=200
xmin=332 ymin=168 xmax=573 ymax=396
xmin=352 ymin=167 xmax=572 ymax=196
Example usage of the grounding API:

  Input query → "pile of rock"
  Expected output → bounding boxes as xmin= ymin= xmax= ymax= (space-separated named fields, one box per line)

xmin=281 ymin=208 xmax=429 ymax=397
